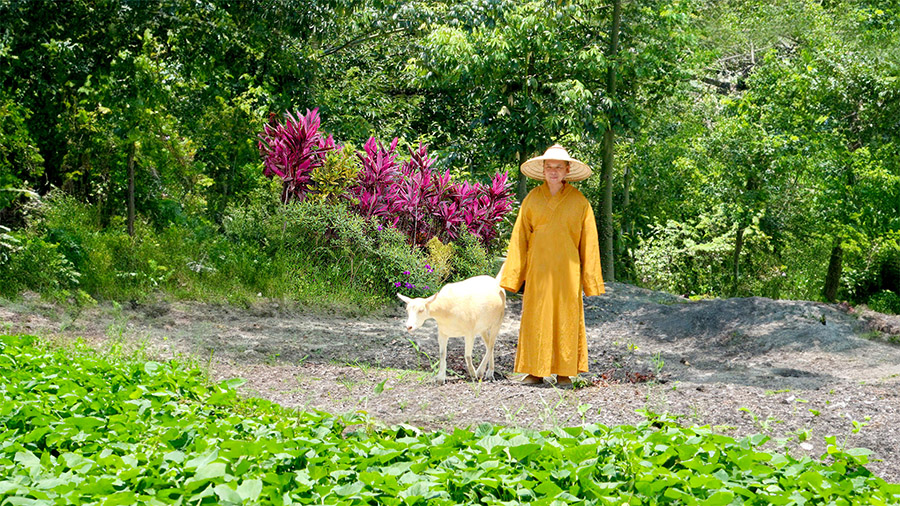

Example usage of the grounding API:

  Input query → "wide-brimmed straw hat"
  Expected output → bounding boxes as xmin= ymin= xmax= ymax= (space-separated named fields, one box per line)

xmin=520 ymin=144 xmax=592 ymax=182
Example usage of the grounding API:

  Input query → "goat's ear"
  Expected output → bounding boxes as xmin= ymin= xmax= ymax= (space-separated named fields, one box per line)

xmin=397 ymin=293 xmax=412 ymax=303
xmin=425 ymin=293 xmax=438 ymax=304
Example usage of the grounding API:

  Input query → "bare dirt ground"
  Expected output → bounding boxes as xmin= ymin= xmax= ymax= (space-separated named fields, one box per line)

xmin=3 ymin=283 xmax=900 ymax=482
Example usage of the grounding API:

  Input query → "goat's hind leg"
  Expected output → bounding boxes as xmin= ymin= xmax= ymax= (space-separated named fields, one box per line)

xmin=475 ymin=327 xmax=498 ymax=381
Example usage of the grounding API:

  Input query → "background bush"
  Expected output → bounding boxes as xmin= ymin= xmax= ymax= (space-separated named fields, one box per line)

xmin=868 ymin=290 xmax=900 ymax=315
xmin=0 ymin=172 xmax=498 ymax=310
xmin=843 ymin=234 xmax=900 ymax=303
xmin=633 ymin=209 xmax=782 ymax=298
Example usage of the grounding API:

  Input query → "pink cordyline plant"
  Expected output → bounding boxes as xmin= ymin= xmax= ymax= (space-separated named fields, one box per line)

xmin=354 ymin=139 xmax=514 ymax=248
xmin=460 ymin=171 xmax=514 ymax=244
xmin=258 ymin=112 xmax=515 ymax=250
xmin=258 ymin=108 xmax=335 ymax=204
xmin=347 ymin=137 xmax=402 ymax=224
xmin=396 ymin=143 xmax=439 ymax=245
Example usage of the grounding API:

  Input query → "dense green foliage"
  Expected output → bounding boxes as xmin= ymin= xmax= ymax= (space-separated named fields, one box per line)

xmin=0 ymin=187 xmax=488 ymax=308
xmin=2 ymin=333 xmax=898 ymax=504
xmin=624 ymin=0 xmax=900 ymax=300
xmin=1 ymin=0 xmax=899 ymax=306
xmin=868 ymin=290 xmax=900 ymax=315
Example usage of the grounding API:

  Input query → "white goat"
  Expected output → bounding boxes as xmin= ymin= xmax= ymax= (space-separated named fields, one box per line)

xmin=397 ymin=272 xmax=505 ymax=384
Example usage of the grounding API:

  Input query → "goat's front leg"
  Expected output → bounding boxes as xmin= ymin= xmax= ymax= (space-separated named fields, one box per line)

xmin=463 ymin=333 xmax=477 ymax=379
xmin=435 ymin=330 xmax=450 ymax=384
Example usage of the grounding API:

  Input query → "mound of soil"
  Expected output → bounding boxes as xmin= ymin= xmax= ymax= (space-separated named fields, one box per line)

xmin=3 ymin=283 xmax=900 ymax=482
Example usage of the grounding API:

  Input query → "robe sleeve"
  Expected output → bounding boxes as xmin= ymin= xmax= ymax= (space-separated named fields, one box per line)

xmin=580 ymin=202 xmax=605 ymax=296
xmin=500 ymin=196 xmax=530 ymax=293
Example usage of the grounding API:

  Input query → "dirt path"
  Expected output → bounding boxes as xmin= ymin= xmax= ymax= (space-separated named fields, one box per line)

xmin=3 ymin=283 xmax=900 ymax=482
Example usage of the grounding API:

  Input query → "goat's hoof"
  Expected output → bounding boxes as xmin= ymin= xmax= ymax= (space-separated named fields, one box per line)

xmin=476 ymin=369 xmax=495 ymax=381
xmin=434 ymin=375 xmax=447 ymax=385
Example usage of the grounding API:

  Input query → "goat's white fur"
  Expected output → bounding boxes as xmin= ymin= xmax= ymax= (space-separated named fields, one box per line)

xmin=397 ymin=272 xmax=505 ymax=384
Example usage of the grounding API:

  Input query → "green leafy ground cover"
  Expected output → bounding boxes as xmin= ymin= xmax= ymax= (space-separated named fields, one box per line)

xmin=1 ymin=334 xmax=898 ymax=505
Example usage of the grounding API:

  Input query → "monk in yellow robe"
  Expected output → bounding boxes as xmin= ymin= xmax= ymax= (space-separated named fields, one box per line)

xmin=500 ymin=144 xmax=604 ymax=387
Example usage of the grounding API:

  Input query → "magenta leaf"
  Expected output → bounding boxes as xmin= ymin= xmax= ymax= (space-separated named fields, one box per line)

xmin=258 ymin=108 xmax=336 ymax=203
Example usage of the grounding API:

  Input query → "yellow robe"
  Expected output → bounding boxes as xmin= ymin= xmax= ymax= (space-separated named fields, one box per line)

xmin=500 ymin=182 xmax=604 ymax=377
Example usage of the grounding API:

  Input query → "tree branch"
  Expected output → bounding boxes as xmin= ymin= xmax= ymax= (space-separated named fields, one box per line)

xmin=322 ymin=27 xmax=409 ymax=57
xmin=564 ymin=4 xmax=611 ymax=46
xmin=699 ymin=76 xmax=736 ymax=94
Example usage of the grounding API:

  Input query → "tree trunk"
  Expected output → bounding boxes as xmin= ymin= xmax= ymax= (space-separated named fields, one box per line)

xmin=127 ymin=141 xmax=136 ymax=237
xmin=615 ymin=161 xmax=634 ymax=280
xmin=100 ymin=159 xmax=114 ymax=228
xmin=598 ymin=0 xmax=622 ymax=283
xmin=620 ymin=164 xmax=632 ymax=249
xmin=516 ymin=135 xmax=529 ymax=202
xmin=823 ymin=160 xmax=854 ymax=303
xmin=517 ymin=55 xmax=533 ymax=203
xmin=823 ymin=239 xmax=843 ymax=302
xmin=732 ymin=225 xmax=744 ymax=296
xmin=600 ymin=128 xmax=615 ymax=282
xmin=517 ymin=172 xmax=528 ymax=203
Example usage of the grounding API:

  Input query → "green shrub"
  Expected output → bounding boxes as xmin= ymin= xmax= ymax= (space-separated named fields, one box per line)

xmin=309 ymin=144 xmax=359 ymax=204
xmin=221 ymin=181 xmax=281 ymax=247
xmin=0 ymin=236 xmax=81 ymax=298
xmin=0 ymin=224 xmax=20 ymax=265
xmin=633 ymin=208 xmax=791 ymax=298
xmin=634 ymin=218 xmax=729 ymax=296
xmin=0 ymin=94 xmax=44 ymax=214
xmin=66 ymin=219 xmax=181 ymax=300
xmin=774 ymin=234 xmax=834 ymax=301
xmin=23 ymin=193 xmax=97 ymax=272
xmin=868 ymin=290 xmax=900 ymax=315
xmin=16 ymin=192 xmax=195 ymax=301
xmin=4 ymin=184 xmax=498 ymax=309
xmin=279 ymin=200 xmax=441 ymax=298
xmin=224 ymin=197 xmax=439 ymax=303
xmin=226 ymin=197 xmax=497 ymax=302
xmin=426 ymin=236 xmax=455 ymax=285
xmin=843 ymin=233 xmax=900 ymax=303
xmin=451 ymin=227 xmax=494 ymax=281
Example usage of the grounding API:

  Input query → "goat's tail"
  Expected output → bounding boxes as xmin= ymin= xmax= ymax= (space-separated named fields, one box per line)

xmin=495 ymin=260 xmax=507 ymax=282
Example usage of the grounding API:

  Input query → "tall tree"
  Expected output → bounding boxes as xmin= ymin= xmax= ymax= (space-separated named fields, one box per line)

xmin=629 ymin=0 xmax=900 ymax=299
xmin=414 ymin=0 xmax=696 ymax=284
xmin=413 ymin=0 xmax=608 ymax=197
xmin=598 ymin=0 xmax=622 ymax=282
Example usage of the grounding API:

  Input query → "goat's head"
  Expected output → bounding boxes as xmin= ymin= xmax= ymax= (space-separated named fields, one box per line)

xmin=397 ymin=293 xmax=433 ymax=332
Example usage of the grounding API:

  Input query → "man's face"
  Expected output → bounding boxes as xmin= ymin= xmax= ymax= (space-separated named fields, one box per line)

xmin=543 ymin=160 xmax=570 ymax=184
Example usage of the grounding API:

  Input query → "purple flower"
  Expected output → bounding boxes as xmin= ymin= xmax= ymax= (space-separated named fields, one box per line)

xmin=394 ymin=282 xmax=402 ymax=287
xmin=425 ymin=264 xmax=434 ymax=273
xmin=405 ymin=283 xmax=414 ymax=289
xmin=377 ymin=225 xmax=383 ymax=231
xmin=423 ymin=286 xmax=429 ymax=290
xmin=403 ymin=270 xmax=410 ymax=275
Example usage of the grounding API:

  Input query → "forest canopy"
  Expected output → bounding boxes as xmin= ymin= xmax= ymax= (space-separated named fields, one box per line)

xmin=1 ymin=0 xmax=898 ymax=310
